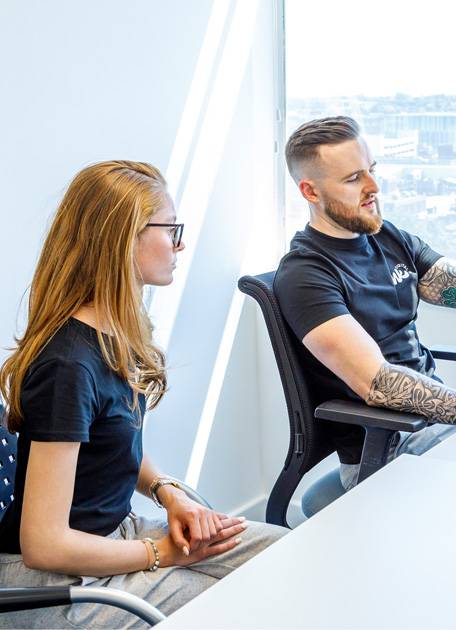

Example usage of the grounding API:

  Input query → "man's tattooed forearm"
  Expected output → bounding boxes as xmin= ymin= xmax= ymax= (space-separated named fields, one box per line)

xmin=419 ymin=257 xmax=456 ymax=307
xmin=366 ymin=362 xmax=456 ymax=424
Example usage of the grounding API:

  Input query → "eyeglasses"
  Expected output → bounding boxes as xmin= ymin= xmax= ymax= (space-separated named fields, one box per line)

xmin=145 ymin=223 xmax=184 ymax=248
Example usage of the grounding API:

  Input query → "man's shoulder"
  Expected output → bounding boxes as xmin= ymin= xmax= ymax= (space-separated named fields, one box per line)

xmin=376 ymin=219 xmax=416 ymax=245
xmin=377 ymin=219 xmax=404 ymax=238
xmin=278 ymin=227 xmax=328 ymax=266
xmin=274 ymin=244 xmax=339 ymax=303
xmin=276 ymin=240 xmax=327 ymax=278
xmin=374 ymin=220 xmax=424 ymax=257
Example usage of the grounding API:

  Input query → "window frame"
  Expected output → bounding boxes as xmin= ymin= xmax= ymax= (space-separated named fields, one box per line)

xmin=273 ymin=0 xmax=287 ymax=258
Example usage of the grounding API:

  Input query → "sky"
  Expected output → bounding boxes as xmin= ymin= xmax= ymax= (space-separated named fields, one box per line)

xmin=286 ymin=0 xmax=456 ymax=99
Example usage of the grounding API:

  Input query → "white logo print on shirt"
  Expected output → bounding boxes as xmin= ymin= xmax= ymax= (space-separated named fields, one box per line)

xmin=391 ymin=263 xmax=410 ymax=286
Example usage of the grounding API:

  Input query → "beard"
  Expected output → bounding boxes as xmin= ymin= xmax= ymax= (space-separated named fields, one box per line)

xmin=323 ymin=194 xmax=383 ymax=235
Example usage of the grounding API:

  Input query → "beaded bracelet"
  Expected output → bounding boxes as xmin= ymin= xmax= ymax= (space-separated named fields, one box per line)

xmin=141 ymin=538 xmax=153 ymax=571
xmin=142 ymin=537 xmax=160 ymax=572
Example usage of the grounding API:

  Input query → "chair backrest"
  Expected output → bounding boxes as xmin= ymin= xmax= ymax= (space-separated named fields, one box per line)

xmin=0 ymin=408 xmax=17 ymax=520
xmin=238 ymin=272 xmax=334 ymax=526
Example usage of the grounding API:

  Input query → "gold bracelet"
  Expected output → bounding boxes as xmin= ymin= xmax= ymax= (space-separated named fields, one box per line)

xmin=141 ymin=539 xmax=154 ymax=571
xmin=149 ymin=477 xmax=162 ymax=504
xmin=143 ymin=537 xmax=160 ymax=571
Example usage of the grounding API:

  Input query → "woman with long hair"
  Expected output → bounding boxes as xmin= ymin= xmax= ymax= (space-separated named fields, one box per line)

xmin=0 ymin=161 xmax=285 ymax=629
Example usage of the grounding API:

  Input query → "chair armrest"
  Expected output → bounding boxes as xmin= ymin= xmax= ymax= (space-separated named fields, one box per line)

xmin=71 ymin=586 xmax=165 ymax=625
xmin=0 ymin=587 xmax=71 ymax=613
xmin=430 ymin=345 xmax=456 ymax=361
xmin=0 ymin=587 xmax=165 ymax=626
xmin=315 ymin=399 xmax=427 ymax=433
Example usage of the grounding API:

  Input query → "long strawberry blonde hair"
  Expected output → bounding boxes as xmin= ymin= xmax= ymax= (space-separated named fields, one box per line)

xmin=1 ymin=160 xmax=168 ymax=432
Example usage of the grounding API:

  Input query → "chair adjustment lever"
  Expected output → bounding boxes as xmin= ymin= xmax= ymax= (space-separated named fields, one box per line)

xmin=294 ymin=433 xmax=304 ymax=454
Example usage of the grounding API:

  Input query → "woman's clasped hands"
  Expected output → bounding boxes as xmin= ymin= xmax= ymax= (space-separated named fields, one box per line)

xmin=157 ymin=487 xmax=248 ymax=567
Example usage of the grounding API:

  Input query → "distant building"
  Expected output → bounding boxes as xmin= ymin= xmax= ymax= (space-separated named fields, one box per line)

xmin=366 ymin=133 xmax=418 ymax=158
xmin=383 ymin=195 xmax=426 ymax=220
xmin=365 ymin=113 xmax=456 ymax=152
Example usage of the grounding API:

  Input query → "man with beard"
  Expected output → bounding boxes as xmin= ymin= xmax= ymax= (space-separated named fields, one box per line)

xmin=274 ymin=115 xmax=456 ymax=490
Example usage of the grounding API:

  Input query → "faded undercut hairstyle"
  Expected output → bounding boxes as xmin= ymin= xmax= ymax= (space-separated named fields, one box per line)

xmin=285 ymin=116 xmax=360 ymax=183
xmin=1 ymin=160 xmax=168 ymax=432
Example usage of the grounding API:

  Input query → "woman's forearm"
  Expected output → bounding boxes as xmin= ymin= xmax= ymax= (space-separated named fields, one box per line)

xmin=135 ymin=453 xmax=162 ymax=496
xmin=21 ymin=526 xmax=173 ymax=577
xmin=136 ymin=454 xmax=186 ymax=507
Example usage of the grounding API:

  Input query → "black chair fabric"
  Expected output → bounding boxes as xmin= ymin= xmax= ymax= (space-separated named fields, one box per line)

xmin=238 ymin=271 xmax=334 ymax=527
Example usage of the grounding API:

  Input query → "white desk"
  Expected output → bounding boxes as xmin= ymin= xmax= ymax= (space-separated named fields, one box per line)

xmin=160 ymin=455 xmax=456 ymax=629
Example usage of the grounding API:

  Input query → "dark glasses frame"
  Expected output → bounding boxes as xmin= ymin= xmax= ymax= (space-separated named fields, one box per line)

xmin=145 ymin=223 xmax=184 ymax=248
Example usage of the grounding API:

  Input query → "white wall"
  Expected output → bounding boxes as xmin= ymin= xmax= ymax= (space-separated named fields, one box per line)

xmin=136 ymin=0 xmax=282 ymax=516
xmin=0 ymin=0 xmax=213 ymax=351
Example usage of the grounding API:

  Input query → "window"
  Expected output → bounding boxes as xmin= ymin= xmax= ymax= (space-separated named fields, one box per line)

xmin=284 ymin=0 xmax=456 ymax=256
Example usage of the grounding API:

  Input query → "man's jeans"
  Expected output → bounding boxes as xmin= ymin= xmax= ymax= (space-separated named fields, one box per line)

xmin=340 ymin=423 xmax=456 ymax=491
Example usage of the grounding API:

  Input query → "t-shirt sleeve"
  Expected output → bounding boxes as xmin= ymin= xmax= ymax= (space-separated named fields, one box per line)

xmin=21 ymin=358 xmax=99 ymax=442
xmin=274 ymin=252 xmax=349 ymax=341
xmin=400 ymin=229 xmax=443 ymax=278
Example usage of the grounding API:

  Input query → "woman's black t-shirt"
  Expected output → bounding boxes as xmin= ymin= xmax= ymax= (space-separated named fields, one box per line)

xmin=0 ymin=318 xmax=145 ymax=553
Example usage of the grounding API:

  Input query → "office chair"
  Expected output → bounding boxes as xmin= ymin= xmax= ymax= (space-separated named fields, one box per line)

xmin=0 ymin=410 xmax=210 ymax=626
xmin=238 ymin=271 xmax=456 ymax=527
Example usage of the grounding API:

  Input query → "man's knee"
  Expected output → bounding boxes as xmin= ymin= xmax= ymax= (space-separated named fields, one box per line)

xmin=340 ymin=463 xmax=360 ymax=491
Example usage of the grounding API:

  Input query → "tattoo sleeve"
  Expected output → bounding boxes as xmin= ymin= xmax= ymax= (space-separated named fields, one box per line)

xmin=366 ymin=362 xmax=456 ymax=424
xmin=418 ymin=257 xmax=456 ymax=307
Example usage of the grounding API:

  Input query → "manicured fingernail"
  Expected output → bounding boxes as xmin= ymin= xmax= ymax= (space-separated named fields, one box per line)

xmin=241 ymin=522 xmax=248 ymax=529
xmin=182 ymin=546 xmax=190 ymax=556
xmin=235 ymin=537 xmax=242 ymax=544
xmin=238 ymin=516 xmax=246 ymax=522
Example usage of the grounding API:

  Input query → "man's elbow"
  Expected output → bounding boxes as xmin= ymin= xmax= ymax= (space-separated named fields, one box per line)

xmin=342 ymin=362 xmax=389 ymax=406
xmin=347 ymin=368 xmax=383 ymax=404
xmin=363 ymin=361 xmax=392 ymax=407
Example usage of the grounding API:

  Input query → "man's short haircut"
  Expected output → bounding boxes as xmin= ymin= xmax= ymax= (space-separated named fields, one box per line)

xmin=285 ymin=116 xmax=360 ymax=183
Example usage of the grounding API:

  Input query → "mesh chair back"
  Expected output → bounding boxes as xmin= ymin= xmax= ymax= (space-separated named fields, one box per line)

xmin=0 ymin=409 xmax=17 ymax=520
xmin=238 ymin=272 xmax=334 ymax=525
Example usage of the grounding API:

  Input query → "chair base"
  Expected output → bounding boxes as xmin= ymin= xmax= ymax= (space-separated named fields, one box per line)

xmin=301 ymin=467 xmax=346 ymax=519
